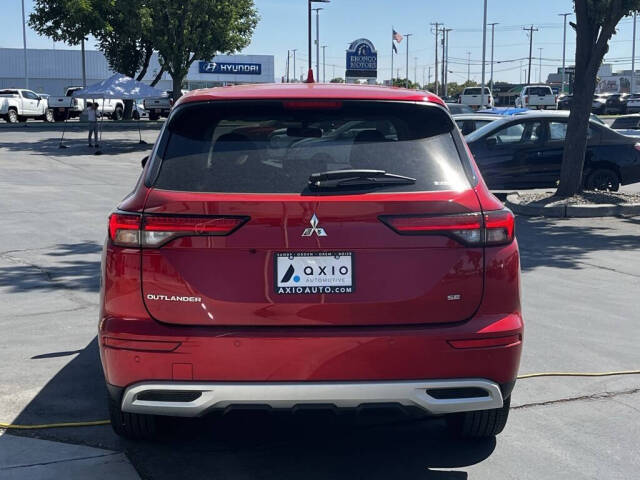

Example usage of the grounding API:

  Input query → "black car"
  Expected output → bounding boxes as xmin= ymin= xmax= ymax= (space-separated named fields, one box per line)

xmin=465 ymin=111 xmax=640 ymax=191
xmin=605 ymin=93 xmax=628 ymax=114
xmin=557 ymin=94 xmax=573 ymax=110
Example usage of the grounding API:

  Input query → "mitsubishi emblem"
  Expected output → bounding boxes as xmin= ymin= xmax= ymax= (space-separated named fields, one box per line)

xmin=302 ymin=214 xmax=327 ymax=237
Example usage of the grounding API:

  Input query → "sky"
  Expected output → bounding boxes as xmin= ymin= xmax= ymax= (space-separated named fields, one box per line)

xmin=1 ymin=0 xmax=640 ymax=85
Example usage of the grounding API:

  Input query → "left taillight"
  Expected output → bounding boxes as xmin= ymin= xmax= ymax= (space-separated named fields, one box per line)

xmin=108 ymin=212 xmax=248 ymax=248
xmin=379 ymin=208 xmax=515 ymax=246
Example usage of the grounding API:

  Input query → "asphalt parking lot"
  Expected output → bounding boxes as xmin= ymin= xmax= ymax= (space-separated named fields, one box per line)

xmin=0 ymin=125 xmax=639 ymax=479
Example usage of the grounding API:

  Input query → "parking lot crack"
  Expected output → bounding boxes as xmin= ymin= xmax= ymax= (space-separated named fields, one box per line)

xmin=513 ymin=387 xmax=640 ymax=410
xmin=576 ymin=260 xmax=640 ymax=279
xmin=2 ymin=451 xmax=121 ymax=471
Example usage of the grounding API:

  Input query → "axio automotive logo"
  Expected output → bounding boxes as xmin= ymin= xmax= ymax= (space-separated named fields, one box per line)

xmin=146 ymin=294 xmax=202 ymax=303
xmin=280 ymin=264 xmax=298 ymax=283
xmin=301 ymin=214 xmax=327 ymax=237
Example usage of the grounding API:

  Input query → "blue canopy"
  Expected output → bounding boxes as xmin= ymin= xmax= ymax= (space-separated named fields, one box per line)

xmin=72 ymin=73 xmax=164 ymax=100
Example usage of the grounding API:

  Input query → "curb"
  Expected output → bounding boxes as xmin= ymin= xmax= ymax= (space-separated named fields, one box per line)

xmin=505 ymin=193 xmax=640 ymax=218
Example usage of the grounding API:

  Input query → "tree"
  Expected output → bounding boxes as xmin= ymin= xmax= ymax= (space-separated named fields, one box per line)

xmin=149 ymin=0 xmax=259 ymax=100
xmin=330 ymin=77 xmax=345 ymax=83
xmin=557 ymin=0 xmax=640 ymax=196
xmin=29 ymin=0 xmax=104 ymax=46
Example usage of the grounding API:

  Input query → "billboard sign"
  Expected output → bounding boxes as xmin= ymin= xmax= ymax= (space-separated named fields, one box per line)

xmin=345 ymin=39 xmax=377 ymax=79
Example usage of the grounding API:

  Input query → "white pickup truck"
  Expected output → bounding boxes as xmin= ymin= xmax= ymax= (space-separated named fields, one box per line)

xmin=48 ymin=87 xmax=125 ymax=121
xmin=143 ymin=90 xmax=188 ymax=120
xmin=459 ymin=87 xmax=494 ymax=109
xmin=515 ymin=85 xmax=558 ymax=110
xmin=0 ymin=89 xmax=53 ymax=123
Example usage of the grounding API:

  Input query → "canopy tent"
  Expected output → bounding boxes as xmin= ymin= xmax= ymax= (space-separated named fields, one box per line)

xmin=59 ymin=73 xmax=165 ymax=153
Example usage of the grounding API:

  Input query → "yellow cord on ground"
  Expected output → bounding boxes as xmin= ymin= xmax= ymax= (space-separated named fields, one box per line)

xmin=1 ymin=370 xmax=639 ymax=430
xmin=0 ymin=420 xmax=110 ymax=430
xmin=517 ymin=369 xmax=640 ymax=379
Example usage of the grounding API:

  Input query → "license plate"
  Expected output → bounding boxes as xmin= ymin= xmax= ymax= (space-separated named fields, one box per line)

xmin=275 ymin=252 xmax=354 ymax=294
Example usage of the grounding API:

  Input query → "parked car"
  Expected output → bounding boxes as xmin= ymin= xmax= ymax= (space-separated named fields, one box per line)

xmin=465 ymin=110 xmax=640 ymax=191
xmin=101 ymin=84 xmax=523 ymax=440
xmin=515 ymin=85 xmax=558 ymax=110
xmin=446 ymin=103 xmax=474 ymax=114
xmin=459 ymin=87 xmax=494 ymax=109
xmin=132 ymin=100 xmax=148 ymax=120
xmin=604 ymin=93 xmax=628 ymax=114
xmin=48 ymin=86 xmax=125 ymax=121
xmin=609 ymin=114 xmax=640 ymax=137
xmin=625 ymin=93 xmax=640 ymax=113
xmin=453 ymin=113 xmax=502 ymax=135
xmin=557 ymin=94 xmax=573 ymax=110
xmin=592 ymin=94 xmax=609 ymax=114
xmin=0 ymin=89 xmax=53 ymax=123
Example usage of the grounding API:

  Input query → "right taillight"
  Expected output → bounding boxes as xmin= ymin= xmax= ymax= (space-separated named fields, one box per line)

xmin=379 ymin=208 xmax=514 ymax=246
xmin=108 ymin=212 xmax=248 ymax=248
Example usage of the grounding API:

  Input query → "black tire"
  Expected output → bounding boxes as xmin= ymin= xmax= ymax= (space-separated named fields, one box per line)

xmin=586 ymin=167 xmax=620 ymax=192
xmin=113 ymin=105 xmax=124 ymax=121
xmin=44 ymin=109 xmax=54 ymax=123
xmin=108 ymin=396 xmax=158 ymax=440
xmin=7 ymin=109 xmax=19 ymax=123
xmin=133 ymin=110 xmax=140 ymax=120
xmin=53 ymin=110 xmax=65 ymax=122
xmin=446 ymin=396 xmax=511 ymax=438
xmin=149 ymin=112 xmax=159 ymax=121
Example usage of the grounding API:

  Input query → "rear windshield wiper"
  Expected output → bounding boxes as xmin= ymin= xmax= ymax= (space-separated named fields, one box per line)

xmin=308 ymin=169 xmax=416 ymax=189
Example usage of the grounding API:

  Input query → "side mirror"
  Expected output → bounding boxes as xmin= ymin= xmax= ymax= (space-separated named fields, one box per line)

xmin=141 ymin=156 xmax=149 ymax=168
xmin=486 ymin=137 xmax=497 ymax=149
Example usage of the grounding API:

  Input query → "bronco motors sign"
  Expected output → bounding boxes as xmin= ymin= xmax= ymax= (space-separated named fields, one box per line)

xmin=345 ymin=39 xmax=377 ymax=79
xmin=199 ymin=61 xmax=262 ymax=75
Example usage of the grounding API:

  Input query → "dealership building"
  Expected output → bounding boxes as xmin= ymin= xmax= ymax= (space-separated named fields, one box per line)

xmin=0 ymin=48 xmax=274 ymax=95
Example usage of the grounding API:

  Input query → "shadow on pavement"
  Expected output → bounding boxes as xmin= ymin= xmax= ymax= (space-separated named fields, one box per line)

xmin=0 ymin=136 xmax=153 ymax=157
xmin=516 ymin=216 xmax=640 ymax=271
xmin=0 ymin=241 xmax=102 ymax=293
xmin=7 ymin=336 xmax=494 ymax=479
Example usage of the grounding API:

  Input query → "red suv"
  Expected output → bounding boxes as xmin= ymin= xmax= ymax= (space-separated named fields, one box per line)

xmin=100 ymin=84 xmax=523 ymax=439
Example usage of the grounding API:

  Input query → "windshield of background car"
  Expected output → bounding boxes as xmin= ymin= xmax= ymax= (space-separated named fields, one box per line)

xmin=152 ymin=101 xmax=472 ymax=194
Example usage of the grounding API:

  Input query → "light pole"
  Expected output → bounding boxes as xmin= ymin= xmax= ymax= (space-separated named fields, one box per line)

xmin=21 ymin=0 xmax=28 ymax=89
xmin=322 ymin=45 xmax=327 ymax=82
xmin=444 ymin=28 xmax=452 ymax=96
xmin=467 ymin=51 xmax=471 ymax=83
xmin=633 ymin=12 xmax=637 ymax=94
xmin=308 ymin=0 xmax=329 ymax=82
xmin=559 ymin=13 xmax=572 ymax=94
xmin=538 ymin=47 xmax=543 ymax=83
xmin=312 ymin=7 xmax=323 ymax=81
xmin=489 ymin=23 xmax=498 ymax=90
xmin=291 ymin=49 xmax=297 ymax=82
xmin=286 ymin=50 xmax=290 ymax=82
xmin=414 ymin=57 xmax=418 ymax=88
xmin=480 ymin=0 xmax=488 ymax=108
xmin=405 ymin=33 xmax=413 ymax=88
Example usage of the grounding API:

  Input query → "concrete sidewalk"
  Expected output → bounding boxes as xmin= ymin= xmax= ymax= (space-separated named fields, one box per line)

xmin=0 ymin=433 xmax=140 ymax=479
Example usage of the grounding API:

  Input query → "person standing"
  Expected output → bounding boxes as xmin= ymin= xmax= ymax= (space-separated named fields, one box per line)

xmin=88 ymin=102 xmax=99 ymax=148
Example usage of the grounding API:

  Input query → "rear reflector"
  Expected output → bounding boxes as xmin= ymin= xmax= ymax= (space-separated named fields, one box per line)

xmin=103 ymin=337 xmax=181 ymax=352
xmin=108 ymin=212 xmax=248 ymax=248
xmin=448 ymin=334 xmax=521 ymax=349
xmin=379 ymin=208 xmax=515 ymax=246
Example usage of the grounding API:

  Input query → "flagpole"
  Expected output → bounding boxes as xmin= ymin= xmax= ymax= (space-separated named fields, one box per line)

xmin=391 ymin=27 xmax=394 ymax=85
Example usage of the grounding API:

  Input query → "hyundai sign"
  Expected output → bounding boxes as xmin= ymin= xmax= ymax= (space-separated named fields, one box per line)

xmin=199 ymin=61 xmax=262 ymax=75
xmin=346 ymin=39 xmax=377 ymax=79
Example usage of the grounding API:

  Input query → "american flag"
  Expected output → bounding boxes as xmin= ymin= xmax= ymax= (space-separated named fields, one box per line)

xmin=392 ymin=29 xmax=403 ymax=53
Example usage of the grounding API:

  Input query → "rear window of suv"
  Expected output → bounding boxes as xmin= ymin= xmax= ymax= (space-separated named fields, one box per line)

xmin=152 ymin=101 xmax=472 ymax=194
xmin=463 ymin=88 xmax=490 ymax=95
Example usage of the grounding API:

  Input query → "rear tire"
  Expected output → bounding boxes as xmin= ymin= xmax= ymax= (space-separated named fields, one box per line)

xmin=7 ymin=109 xmax=19 ymax=123
xmin=446 ymin=396 xmax=511 ymax=438
xmin=44 ymin=109 xmax=54 ymax=123
xmin=113 ymin=105 xmax=123 ymax=121
xmin=108 ymin=396 xmax=158 ymax=440
xmin=586 ymin=167 xmax=620 ymax=192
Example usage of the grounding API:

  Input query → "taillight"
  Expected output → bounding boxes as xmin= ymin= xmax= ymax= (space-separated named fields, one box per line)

xmin=524 ymin=95 xmax=529 ymax=104
xmin=379 ymin=208 xmax=515 ymax=246
xmin=108 ymin=212 xmax=248 ymax=248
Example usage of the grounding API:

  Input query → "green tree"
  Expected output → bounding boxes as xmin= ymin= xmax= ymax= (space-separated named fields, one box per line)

xmin=29 ymin=0 xmax=104 ymax=46
xmin=149 ymin=0 xmax=259 ymax=100
xmin=557 ymin=0 xmax=640 ymax=196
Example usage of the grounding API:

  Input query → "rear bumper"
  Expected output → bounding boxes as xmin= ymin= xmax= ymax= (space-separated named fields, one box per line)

xmin=100 ymin=313 xmax=523 ymax=394
xmin=120 ymin=378 xmax=504 ymax=417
